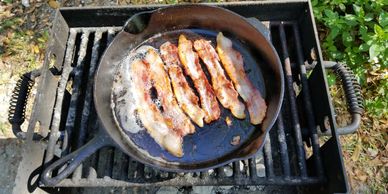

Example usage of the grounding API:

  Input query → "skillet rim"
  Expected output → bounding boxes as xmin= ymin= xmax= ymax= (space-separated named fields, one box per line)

xmin=94 ymin=4 xmax=285 ymax=172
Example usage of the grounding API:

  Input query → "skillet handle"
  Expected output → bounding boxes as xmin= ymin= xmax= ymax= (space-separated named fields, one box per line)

xmin=323 ymin=61 xmax=364 ymax=135
xmin=40 ymin=134 xmax=110 ymax=186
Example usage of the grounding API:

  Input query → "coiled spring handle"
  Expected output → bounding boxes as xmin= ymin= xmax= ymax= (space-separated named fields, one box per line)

xmin=8 ymin=69 xmax=41 ymax=140
xmin=324 ymin=61 xmax=364 ymax=135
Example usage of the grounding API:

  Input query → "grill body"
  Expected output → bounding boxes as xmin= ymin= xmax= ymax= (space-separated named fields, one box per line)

xmin=26 ymin=1 xmax=348 ymax=193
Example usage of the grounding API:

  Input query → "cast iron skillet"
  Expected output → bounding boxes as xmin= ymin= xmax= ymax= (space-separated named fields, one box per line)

xmin=41 ymin=4 xmax=284 ymax=186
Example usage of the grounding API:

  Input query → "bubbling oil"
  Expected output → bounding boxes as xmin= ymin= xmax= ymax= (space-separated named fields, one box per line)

xmin=112 ymin=50 xmax=146 ymax=133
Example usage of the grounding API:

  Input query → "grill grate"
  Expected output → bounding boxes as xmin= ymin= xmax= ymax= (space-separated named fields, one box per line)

xmin=40 ymin=21 xmax=327 ymax=187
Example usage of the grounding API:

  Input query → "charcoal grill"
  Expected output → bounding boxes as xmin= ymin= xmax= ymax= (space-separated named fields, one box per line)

xmin=8 ymin=1 xmax=363 ymax=193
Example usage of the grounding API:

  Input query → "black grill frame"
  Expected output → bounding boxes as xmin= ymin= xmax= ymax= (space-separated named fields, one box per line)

xmin=27 ymin=1 xmax=349 ymax=193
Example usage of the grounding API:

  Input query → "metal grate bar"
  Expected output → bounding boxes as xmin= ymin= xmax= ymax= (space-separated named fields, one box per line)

xmin=127 ymin=158 xmax=137 ymax=180
xmin=97 ymin=148 xmax=114 ymax=178
xmin=168 ymin=172 xmax=177 ymax=179
xmin=144 ymin=166 xmax=156 ymax=180
xmin=278 ymin=23 xmax=307 ymax=177
xmin=112 ymin=149 xmax=129 ymax=179
xmin=75 ymin=30 xmax=103 ymax=148
xmin=84 ymin=108 xmax=99 ymax=178
xmin=268 ymin=24 xmax=291 ymax=177
xmin=95 ymin=30 xmax=117 ymax=179
xmin=248 ymin=158 xmax=257 ymax=178
xmin=292 ymin=24 xmax=324 ymax=177
xmin=276 ymin=113 xmax=291 ymax=177
xmin=199 ymin=170 xmax=209 ymax=178
xmin=263 ymin=136 xmax=274 ymax=177
xmin=67 ymin=31 xmax=91 ymax=150
xmin=107 ymin=29 xmax=116 ymax=43
xmin=82 ymin=30 xmax=104 ymax=179
xmin=136 ymin=163 xmax=145 ymax=180
xmin=233 ymin=161 xmax=241 ymax=178
xmin=55 ymin=176 xmax=324 ymax=187
xmin=216 ymin=167 xmax=225 ymax=178
xmin=68 ymin=31 xmax=91 ymax=179
xmin=72 ymin=31 xmax=103 ymax=180
xmin=44 ymin=29 xmax=78 ymax=164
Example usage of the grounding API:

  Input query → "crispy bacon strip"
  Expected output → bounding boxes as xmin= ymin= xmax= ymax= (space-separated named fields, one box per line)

xmin=178 ymin=35 xmax=220 ymax=123
xmin=130 ymin=59 xmax=183 ymax=157
xmin=194 ymin=39 xmax=246 ymax=119
xmin=141 ymin=46 xmax=195 ymax=136
xmin=216 ymin=32 xmax=267 ymax=125
xmin=160 ymin=42 xmax=206 ymax=127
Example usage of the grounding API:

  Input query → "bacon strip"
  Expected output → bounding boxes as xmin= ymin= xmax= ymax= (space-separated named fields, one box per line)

xmin=194 ymin=39 xmax=246 ymax=119
xmin=140 ymin=46 xmax=195 ymax=136
xmin=160 ymin=42 xmax=206 ymax=127
xmin=130 ymin=58 xmax=183 ymax=157
xmin=178 ymin=35 xmax=220 ymax=123
xmin=216 ymin=32 xmax=267 ymax=125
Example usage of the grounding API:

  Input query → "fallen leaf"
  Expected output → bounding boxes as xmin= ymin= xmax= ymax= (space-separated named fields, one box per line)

xmin=25 ymin=5 xmax=36 ymax=14
xmin=367 ymin=148 xmax=378 ymax=158
xmin=358 ymin=175 xmax=368 ymax=182
xmin=351 ymin=137 xmax=362 ymax=161
xmin=48 ymin=0 xmax=60 ymax=9
xmin=354 ymin=168 xmax=368 ymax=181
xmin=370 ymin=156 xmax=383 ymax=166
xmin=32 ymin=45 xmax=39 ymax=54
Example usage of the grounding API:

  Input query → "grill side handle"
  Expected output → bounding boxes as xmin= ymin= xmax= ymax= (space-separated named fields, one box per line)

xmin=323 ymin=61 xmax=364 ymax=135
xmin=8 ymin=69 xmax=43 ymax=140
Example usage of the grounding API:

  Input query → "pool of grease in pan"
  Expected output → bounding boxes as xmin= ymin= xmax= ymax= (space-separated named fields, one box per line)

xmin=112 ymin=29 xmax=266 ymax=164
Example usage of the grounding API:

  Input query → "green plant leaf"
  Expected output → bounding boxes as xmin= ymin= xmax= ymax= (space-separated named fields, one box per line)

xmin=353 ymin=4 xmax=364 ymax=17
xmin=311 ymin=0 xmax=318 ymax=6
xmin=328 ymin=44 xmax=337 ymax=52
xmin=374 ymin=24 xmax=385 ymax=37
xmin=324 ymin=10 xmax=337 ymax=19
xmin=342 ymin=31 xmax=353 ymax=44
xmin=359 ymin=43 xmax=370 ymax=51
xmin=329 ymin=27 xmax=340 ymax=39
xmin=359 ymin=25 xmax=369 ymax=38
xmin=364 ymin=13 xmax=374 ymax=22
xmin=344 ymin=14 xmax=358 ymax=26
xmin=339 ymin=3 xmax=346 ymax=11
xmin=378 ymin=12 xmax=388 ymax=27
xmin=369 ymin=44 xmax=382 ymax=59
xmin=327 ymin=72 xmax=336 ymax=86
